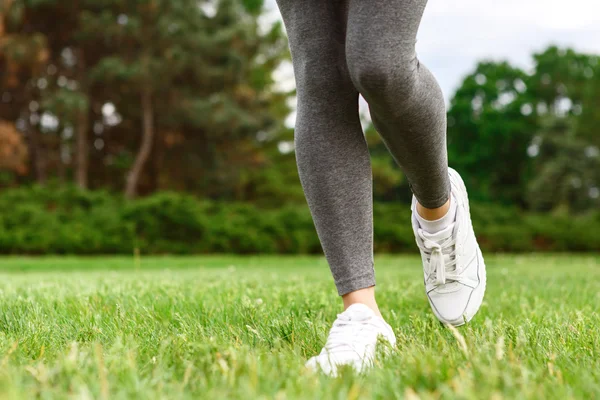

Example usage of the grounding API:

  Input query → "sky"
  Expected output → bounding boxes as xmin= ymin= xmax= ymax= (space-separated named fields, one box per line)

xmin=263 ymin=0 xmax=600 ymax=119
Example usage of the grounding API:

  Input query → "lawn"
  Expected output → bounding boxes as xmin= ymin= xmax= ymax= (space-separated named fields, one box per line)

xmin=0 ymin=254 xmax=599 ymax=399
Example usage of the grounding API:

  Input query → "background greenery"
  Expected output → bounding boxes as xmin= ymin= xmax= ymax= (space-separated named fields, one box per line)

xmin=1 ymin=0 xmax=599 ymax=254
xmin=0 ymin=185 xmax=598 ymax=254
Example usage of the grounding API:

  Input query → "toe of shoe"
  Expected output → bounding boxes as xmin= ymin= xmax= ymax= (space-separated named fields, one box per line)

xmin=305 ymin=355 xmax=336 ymax=376
xmin=427 ymin=284 xmax=475 ymax=326
xmin=305 ymin=356 xmax=318 ymax=370
xmin=306 ymin=353 xmax=374 ymax=376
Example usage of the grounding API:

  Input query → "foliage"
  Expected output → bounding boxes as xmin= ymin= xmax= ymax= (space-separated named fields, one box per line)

xmin=526 ymin=115 xmax=600 ymax=212
xmin=1 ymin=1 xmax=599 ymax=220
xmin=446 ymin=61 xmax=536 ymax=206
xmin=0 ymin=186 xmax=598 ymax=255
xmin=444 ymin=48 xmax=600 ymax=212
xmin=0 ymin=185 xmax=134 ymax=253
xmin=524 ymin=47 xmax=600 ymax=212
xmin=0 ymin=0 xmax=290 ymax=198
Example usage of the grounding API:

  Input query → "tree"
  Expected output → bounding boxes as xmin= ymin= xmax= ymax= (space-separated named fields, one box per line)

xmin=75 ymin=0 xmax=173 ymax=198
xmin=155 ymin=0 xmax=290 ymax=201
xmin=527 ymin=115 xmax=600 ymax=212
xmin=525 ymin=47 xmax=600 ymax=212
xmin=73 ymin=0 xmax=289 ymax=199
xmin=528 ymin=46 xmax=596 ymax=115
xmin=0 ymin=0 xmax=50 ymax=184
xmin=447 ymin=61 xmax=536 ymax=205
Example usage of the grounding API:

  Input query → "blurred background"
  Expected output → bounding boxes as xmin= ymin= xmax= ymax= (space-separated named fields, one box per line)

xmin=0 ymin=0 xmax=598 ymax=255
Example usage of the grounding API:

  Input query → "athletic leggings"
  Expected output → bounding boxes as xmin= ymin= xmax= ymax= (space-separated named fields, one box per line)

xmin=275 ymin=0 xmax=450 ymax=295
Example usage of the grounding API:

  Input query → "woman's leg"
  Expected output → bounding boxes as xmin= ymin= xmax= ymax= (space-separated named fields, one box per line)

xmin=276 ymin=1 xmax=398 ymax=375
xmin=346 ymin=0 xmax=450 ymax=209
xmin=345 ymin=0 xmax=486 ymax=326
xmin=276 ymin=0 xmax=377 ymax=298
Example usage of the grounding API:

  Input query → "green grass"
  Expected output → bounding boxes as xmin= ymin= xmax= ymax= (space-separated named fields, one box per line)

xmin=0 ymin=254 xmax=599 ymax=399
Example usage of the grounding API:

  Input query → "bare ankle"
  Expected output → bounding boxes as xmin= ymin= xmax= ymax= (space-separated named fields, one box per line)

xmin=342 ymin=286 xmax=382 ymax=318
xmin=417 ymin=198 xmax=451 ymax=221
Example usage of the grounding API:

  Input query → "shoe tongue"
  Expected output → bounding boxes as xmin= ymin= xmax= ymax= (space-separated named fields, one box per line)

xmin=420 ymin=223 xmax=454 ymax=242
xmin=341 ymin=304 xmax=376 ymax=321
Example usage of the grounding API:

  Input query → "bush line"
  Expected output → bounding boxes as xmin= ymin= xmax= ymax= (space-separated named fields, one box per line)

xmin=0 ymin=186 xmax=598 ymax=254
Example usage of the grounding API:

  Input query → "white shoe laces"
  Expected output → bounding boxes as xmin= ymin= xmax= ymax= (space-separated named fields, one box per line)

xmin=417 ymin=224 xmax=461 ymax=286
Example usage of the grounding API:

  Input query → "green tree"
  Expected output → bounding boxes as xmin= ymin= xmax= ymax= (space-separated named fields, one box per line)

xmin=76 ymin=0 xmax=289 ymax=199
xmin=447 ymin=61 xmax=536 ymax=205
xmin=525 ymin=47 xmax=600 ymax=212
xmin=77 ymin=0 xmax=204 ymax=198
xmin=527 ymin=115 xmax=600 ymax=212
xmin=170 ymin=0 xmax=290 ymax=201
xmin=2 ymin=0 xmax=290 ymax=200
xmin=528 ymin=46 xmax=597 ymax=114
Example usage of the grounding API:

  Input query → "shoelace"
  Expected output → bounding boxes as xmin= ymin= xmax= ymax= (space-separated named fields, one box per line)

xmin=417 ymin=225 xmax=461 ymax=286
xmin=323 ymin=315 xmax=380 ymax=354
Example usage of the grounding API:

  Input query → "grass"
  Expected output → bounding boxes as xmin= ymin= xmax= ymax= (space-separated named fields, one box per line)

xmin=0 ymin=254 xmax=599 ymax=399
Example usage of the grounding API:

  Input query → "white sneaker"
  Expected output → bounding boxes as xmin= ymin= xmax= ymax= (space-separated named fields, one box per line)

xmin=305 ymin=304 xmax=396 ymax=376
xmin=411 ymin=167 xmax=486 ymax=326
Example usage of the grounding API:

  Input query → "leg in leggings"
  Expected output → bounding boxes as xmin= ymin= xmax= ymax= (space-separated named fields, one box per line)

xmin=276 ymin=0 xmax=449 ymax=295
xmin=275 ymin=0 xmax=376 ymax=295
xmin=346 ymin=0 xmax=449 ymax=209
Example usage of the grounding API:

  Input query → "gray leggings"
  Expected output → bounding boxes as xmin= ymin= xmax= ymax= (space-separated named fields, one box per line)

xmin=275 ymin=0 xmax=450 ymax=295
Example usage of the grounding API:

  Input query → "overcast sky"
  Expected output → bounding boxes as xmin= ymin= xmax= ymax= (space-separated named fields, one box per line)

xmin=264 ymin=0 xmax=600 ymax=103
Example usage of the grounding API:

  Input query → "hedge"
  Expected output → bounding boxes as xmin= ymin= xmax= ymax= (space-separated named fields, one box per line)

xmin=0 ymin=186 xmax=598 ymax=254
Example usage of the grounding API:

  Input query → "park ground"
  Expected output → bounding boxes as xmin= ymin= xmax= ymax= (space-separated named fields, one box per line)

xmin=0 ymin=254 xmax=599 ymax=399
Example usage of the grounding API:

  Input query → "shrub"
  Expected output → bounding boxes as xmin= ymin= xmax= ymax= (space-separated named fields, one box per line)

xmin=122 ymin=192 xmax=207 ymax=254
xmin=0 ymin=186 xmax=598 ymax=254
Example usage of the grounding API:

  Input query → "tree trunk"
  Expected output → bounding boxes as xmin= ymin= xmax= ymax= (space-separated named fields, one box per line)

xmin=149 ymin=128 xmax=163 ymax=193
xmin=125 ymin=88 xmax=154 ymax=199
xmin=26 ymin=115 xmax=47 ymax=185
xmin=57 ymin=127 xmax=67 ymax=184
xmin=75 ymin=106 xmax=89 ymax=188
xmin=75 ymin=49 xmax=89 ymax=189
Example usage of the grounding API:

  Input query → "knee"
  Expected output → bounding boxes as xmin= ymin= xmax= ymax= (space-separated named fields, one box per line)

xmin=294 ymin=56 xmax=354 ymax=99
xmin=347 ymin=47 xmax=419 ymax=105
